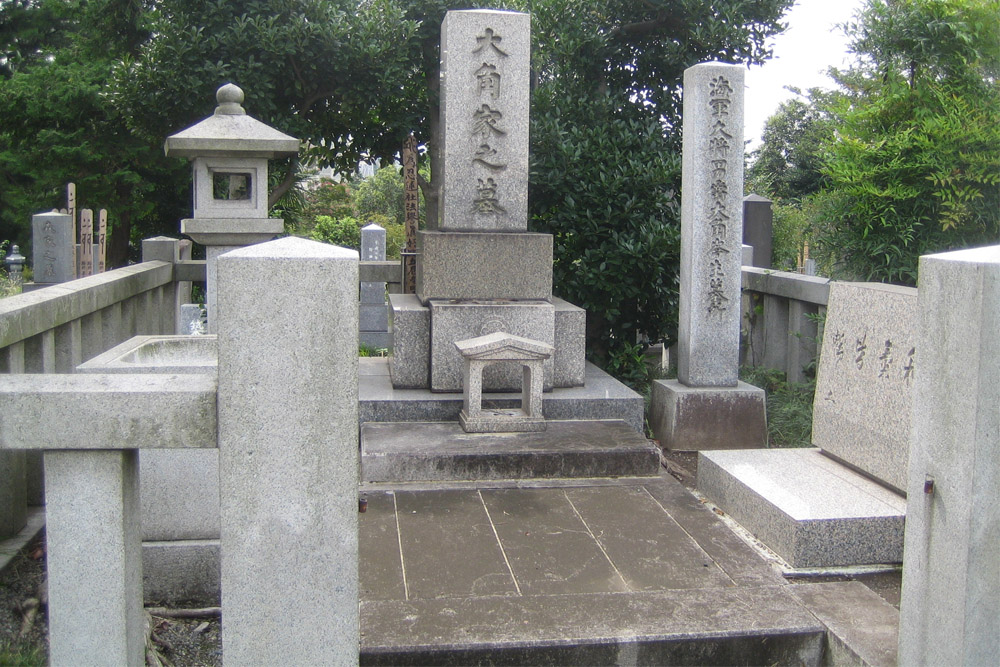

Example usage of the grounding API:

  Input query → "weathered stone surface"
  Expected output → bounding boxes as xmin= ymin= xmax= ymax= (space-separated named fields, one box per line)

xmin=388 ymin=293 xmax=430 ymax=388
xmin=31 ymin=211 xmax=75 ymax=284
xmin=361 ymin=303 xmax=389 ymax=332
xmin=142 ymin=540 xmax=221 ymax=606
xmin=430 ymin=299 xmax=554 ymax=392
xmin=216 ymin=236 xmax=359 ymax=665
xmin=361 ymin=420 xmax=659 ymax=482
xmin=812 ymin=282 xmax=917 ymax=493
xmin=440 ymin=10 xmax=530 ymax=231
xmin=416 ymin=230 xmax=552 ymax=302
xmin=648 ymin=379 xmax=766 ymax=451
xmin=0 ymin=373 xmax=217 ymax=449
xmin=787 ymin=582 xmax=899 ymax=667
xmin=899 ymin=245 xmax=1000 ymax=667
xmin=698 ymin=448 xmax=905 ymax=568
xmin=0 ymin=451 xmax=26 ymax=539
xmin=45 ymin=449 xmax=144 ymax=666
xmin=553 ymin=298 xmax=586 ymax=388
xmin=677 ymin=63 xmax=745 ymax=388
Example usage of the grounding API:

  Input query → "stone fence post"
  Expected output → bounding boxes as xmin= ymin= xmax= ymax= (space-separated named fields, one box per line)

xmin=898 ymin=245 xmax=1000 ymax=666
xmin=216 ymin=237 xmax=360 ymax=665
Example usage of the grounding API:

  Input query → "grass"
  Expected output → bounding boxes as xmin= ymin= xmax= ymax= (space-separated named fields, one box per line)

xmin=0 ymin=641 xmax=45 ymax=667
xmin=739 ymin=365 xmax=816 ymax=448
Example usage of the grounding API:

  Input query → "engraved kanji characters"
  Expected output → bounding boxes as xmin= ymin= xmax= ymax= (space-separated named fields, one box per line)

xmin=704 ymin=75 xmax=733 ymax=314
xmin=469 ymin=26 xmax=511 ymax=214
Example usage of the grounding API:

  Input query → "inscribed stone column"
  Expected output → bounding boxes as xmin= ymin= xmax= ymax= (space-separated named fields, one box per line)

xmin=898 ymin=245 xmax=1000 ymax=667
xmin=216 ymin=236 xmax=359 ymax=666
xmin=440 ymin=9 xmax=530 ymax=231
xmin=649 ymin=62 xmax=766 ymax=451
xmin=360 ymin=223 xmax=390 ymax=349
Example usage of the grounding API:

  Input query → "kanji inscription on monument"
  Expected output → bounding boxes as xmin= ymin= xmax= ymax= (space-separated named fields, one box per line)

xmin=439 ymin=10 xmax=529 ymax=232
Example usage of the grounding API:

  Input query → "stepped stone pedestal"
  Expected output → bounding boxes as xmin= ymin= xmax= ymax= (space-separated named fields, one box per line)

xmin=698 ymin=448 xmax=905 ymax=568
xmin=697 ymin=282 xmax=916 ymax=568
xmin=362 ymin=420 xmax=659 ymax=483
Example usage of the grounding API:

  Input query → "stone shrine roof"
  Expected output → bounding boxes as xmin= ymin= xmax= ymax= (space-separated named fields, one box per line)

xmin=455 ymin=332 xmax=554 ymax=361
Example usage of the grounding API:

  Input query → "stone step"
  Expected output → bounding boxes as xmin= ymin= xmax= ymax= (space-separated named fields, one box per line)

xmin=360 ymin=358 xmax=645 ymax=434
xmin=361 ymin=420 xmax=660 ymax=483
xmin=360 ymin=586 xmax=827 ymax=666
xmin=697 ymin=448 xmax=906 ymax=568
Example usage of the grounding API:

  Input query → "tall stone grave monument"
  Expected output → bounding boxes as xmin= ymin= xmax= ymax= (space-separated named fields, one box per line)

xmin=898 ymin=245 xmax=1000 ymax=666
xmin=390 ymin=9 xmax=586 ymax=396
xmin=360 ymin=223 xmax=390 ymax=349
xmin=649 ymin=63 xmax=766 ymax=450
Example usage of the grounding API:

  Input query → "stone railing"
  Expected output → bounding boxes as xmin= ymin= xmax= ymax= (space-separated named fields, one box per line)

xmin=0 ymin=237 xmax=198 ymax=543
xmin=0 ymin=237 xmax=360 ymax=665
xmin=740 ymin=266 xmax=831 ymax=383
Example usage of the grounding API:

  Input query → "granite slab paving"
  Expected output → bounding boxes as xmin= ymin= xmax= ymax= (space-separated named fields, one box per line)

xmin=358 ymin=473 xmax=897 ymax=665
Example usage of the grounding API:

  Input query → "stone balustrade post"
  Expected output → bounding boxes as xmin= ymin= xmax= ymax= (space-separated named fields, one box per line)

xmin=216 ymin=237 xmax=360 ymax=665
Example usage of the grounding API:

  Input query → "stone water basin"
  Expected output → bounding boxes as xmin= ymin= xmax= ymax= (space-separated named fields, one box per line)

xmin=77 ymin=334 xmax=221 ymax=581
xmin=78 ymin=335 xmax=217 ymax=374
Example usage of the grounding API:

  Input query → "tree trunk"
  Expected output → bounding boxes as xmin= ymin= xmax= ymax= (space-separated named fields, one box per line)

xmin=108 ymin=210 xmax=132 ymax=268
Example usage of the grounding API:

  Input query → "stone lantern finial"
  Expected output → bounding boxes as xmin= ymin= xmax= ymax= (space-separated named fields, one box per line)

xmin=215 ymin=83 xmax=246 ymax=116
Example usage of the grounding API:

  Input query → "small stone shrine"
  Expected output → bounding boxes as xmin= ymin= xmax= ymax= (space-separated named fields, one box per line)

xmin=456 ymin=332 xmax=553 ymax=433
xmin=389 ymin=10 xmax=586 ymax=419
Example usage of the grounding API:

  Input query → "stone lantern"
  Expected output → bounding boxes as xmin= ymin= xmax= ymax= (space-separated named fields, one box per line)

xmin=165 ymin=83 xmax=299 ymax=330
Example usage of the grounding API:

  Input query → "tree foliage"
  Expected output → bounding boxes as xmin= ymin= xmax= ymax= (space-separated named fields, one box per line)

xmin=0 ymin=0 xmax=185 ymax=266
xmin=751 ymin=0 xmax=1000 ymax=285
xmin=2 ymin=0 xmax=796 ymax=373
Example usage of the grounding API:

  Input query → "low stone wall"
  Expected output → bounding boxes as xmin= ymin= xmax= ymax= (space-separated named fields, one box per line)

xmin=740 ymin=267 xmax=831 ymax=383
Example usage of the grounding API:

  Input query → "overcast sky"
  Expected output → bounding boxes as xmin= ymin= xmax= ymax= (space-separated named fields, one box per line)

xmin=744 ymin=0 xmax=867 ymax=149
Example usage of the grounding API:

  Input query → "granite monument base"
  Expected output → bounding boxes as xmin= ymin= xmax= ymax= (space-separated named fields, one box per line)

xmin=649 ymin=379 xmax=766 ymax=451
xmin=697 ymin=448 xmax=905 ymax=568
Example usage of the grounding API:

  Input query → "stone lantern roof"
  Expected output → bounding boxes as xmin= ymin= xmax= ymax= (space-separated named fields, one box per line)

xmin=164 ymin=83 xmax=299 ymax=159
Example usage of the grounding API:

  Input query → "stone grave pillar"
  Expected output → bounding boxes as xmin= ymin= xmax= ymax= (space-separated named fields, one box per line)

xmin=360 ymin=223 xmax=390 ymax=349
xmin=898 ymin=245 xmax=1000 ymax=666
xmin=389 ymin=9 xmax=585 ymax=396
xmin=164 ymin=84 xmax=299 ymax=333
xmin=649 ymin=62 xmax=766 ymax=451
xmin=742 ymin=194 xmax=772 ymax=269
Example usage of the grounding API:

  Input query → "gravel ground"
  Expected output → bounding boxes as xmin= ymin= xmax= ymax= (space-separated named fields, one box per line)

xmin=0 ymin=532 xmax=222 ymax=666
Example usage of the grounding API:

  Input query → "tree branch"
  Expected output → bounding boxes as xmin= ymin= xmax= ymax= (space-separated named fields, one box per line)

xmin=268 ymin=157 xmax=299 ymax=208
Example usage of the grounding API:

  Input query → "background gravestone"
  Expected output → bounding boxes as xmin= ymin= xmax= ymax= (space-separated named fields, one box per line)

xmin=360 ymin=223 xmax=390 ymax=349
xmin=31 ymin=211 xmax=75 ymax=284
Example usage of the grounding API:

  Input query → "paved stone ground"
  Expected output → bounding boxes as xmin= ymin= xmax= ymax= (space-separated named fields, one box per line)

xmin=359 ymin=472 xmax=900 ymax=665
xmin=2 ymin=459 xmax=900 ymax=665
